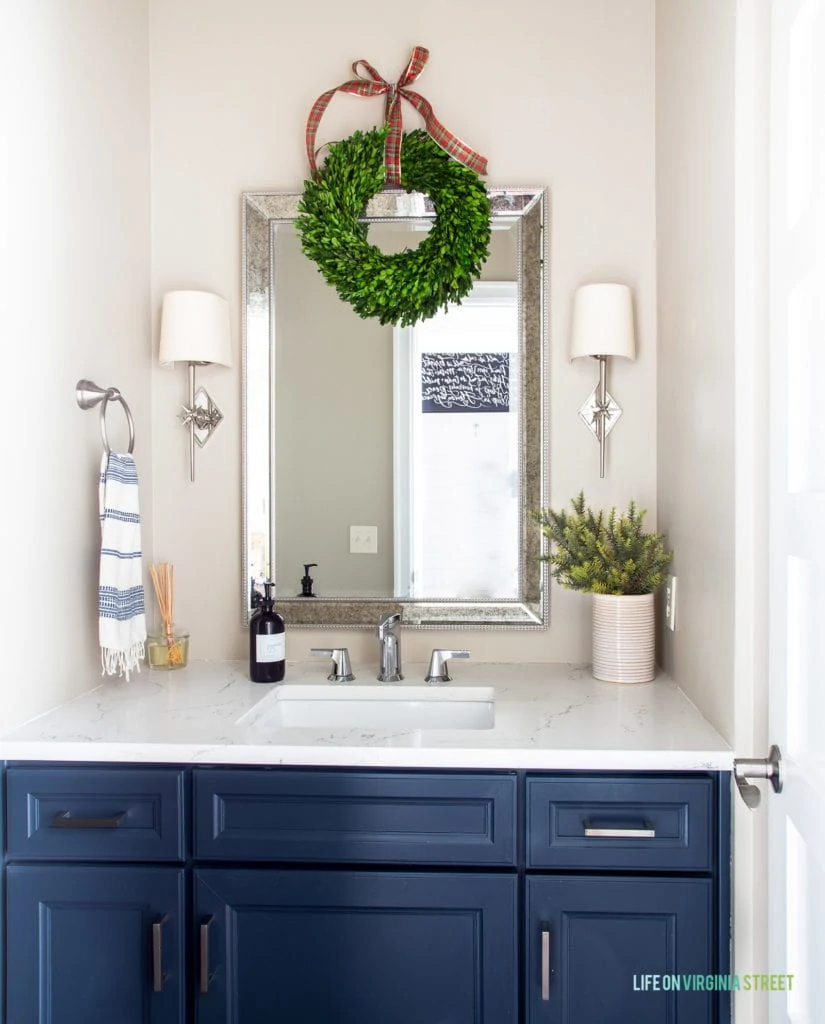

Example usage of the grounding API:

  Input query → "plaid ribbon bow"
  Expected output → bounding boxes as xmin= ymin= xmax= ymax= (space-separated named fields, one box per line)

xmin=305 ymin=45 xmax=488 ymax=185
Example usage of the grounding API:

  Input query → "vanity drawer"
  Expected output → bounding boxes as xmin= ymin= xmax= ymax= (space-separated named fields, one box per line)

xmin=5 ymin=766 xmax=186 ymax=862
xmin=194 ymin=768 xmax=517 ymax=866
xmin=526 ymin=775 xmax=714 ymax=872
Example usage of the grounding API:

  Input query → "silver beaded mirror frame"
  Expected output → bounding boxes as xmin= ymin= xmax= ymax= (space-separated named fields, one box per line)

xmin=242 ymin=186 xmax=548 ymax=629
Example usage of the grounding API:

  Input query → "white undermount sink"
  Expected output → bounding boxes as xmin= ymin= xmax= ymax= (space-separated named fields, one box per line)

xmin=238 ymin=684 xmax=496 ymax=731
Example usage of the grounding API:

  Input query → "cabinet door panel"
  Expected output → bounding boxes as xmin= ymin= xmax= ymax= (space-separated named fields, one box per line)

xmin=194 ymin=769 xmax=517 ymax=865
xmin=6 ymin=766 xmax=186 ymax=862
xmin=196 ymin=868 xmax=517 ymax=1024
xmin=525 ymin=775 xmax=714 ymax=871
xmin=6 ymin=865 xmax=185 ymax=1024
xmin=526 ymin=875 xmax=713 ymax=1024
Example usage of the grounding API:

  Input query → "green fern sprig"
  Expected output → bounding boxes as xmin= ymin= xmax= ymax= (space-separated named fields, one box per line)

xmin=529 ymin=492 xmax=672 ymax=595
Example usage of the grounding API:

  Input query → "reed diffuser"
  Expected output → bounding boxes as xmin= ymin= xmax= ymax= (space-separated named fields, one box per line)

xmin=147 ymin=562 xmax=189 ymax=669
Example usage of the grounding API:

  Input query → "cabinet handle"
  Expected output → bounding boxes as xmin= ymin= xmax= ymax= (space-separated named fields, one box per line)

xmin=200 ymin=917 xmax=213 ymax=993
xmin=540 ymin=923 xmax=551 ymax=1001
xmin=583 ymin=821 xmax=655 ymax=838
xmin=152 ymin=915 xmax=168 ymax=993
xmin=51 ymin=811 xmax=127 ymax=829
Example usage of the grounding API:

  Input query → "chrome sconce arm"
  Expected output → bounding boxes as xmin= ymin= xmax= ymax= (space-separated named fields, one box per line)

xmin=179 ymin=362 xmax=224 ymax=483
xmin=577 ymin=355 xmax=623 ymax=479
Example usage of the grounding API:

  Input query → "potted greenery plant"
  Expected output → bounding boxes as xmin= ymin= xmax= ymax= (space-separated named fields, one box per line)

xmin=530 ymin=493 xmax=673 ymax=683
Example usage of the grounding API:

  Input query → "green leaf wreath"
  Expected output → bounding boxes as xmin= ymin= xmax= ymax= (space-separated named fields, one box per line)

xmin=530 ymin=493 xmax=673 ymax=596
xmin=296 ymin=127 xmax=491 ymax=327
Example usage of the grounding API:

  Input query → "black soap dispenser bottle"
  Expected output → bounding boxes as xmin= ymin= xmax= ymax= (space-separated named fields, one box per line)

xmin=299 ymin=563 xmax=318 ymax=597
xmin=249 ymin=581 xmax=286 ymax=683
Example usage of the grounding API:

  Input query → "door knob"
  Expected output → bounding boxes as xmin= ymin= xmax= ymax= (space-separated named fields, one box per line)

xmin=733 ymin=744 xmax=782 ymax=808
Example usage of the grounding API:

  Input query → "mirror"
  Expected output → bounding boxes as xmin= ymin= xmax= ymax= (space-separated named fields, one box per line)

xmin=242 ymin=186 xmax=548 ymax=628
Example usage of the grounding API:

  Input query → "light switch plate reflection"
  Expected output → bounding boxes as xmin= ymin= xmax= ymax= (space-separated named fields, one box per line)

xmin=350 ymin=525 xmax=378 ymax=554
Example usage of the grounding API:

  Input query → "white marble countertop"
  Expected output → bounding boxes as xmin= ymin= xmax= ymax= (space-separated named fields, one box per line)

xmin=0 ymin=661 xmax=732 ymax=770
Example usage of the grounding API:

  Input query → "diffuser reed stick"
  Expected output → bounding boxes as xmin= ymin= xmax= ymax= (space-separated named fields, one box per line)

xmin=149 ymin=562 xmax=184 ymax=666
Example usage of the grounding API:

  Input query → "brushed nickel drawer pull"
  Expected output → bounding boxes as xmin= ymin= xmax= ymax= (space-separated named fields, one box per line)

xmin=51 ymin=811 xmax=127 ymax=829
xmin=200 ymin=917 xmax=213 ymax=993
xmin=152 ymin=915 xmax=168 ymax=993
xmin=583 ymin=821 xmax=656 ymax=838
xmin=541 ymin=923 xmax=551 ymax=1000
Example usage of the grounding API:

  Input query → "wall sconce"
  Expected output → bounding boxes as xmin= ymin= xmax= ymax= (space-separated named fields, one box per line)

xmin=159 ymin=290 xmax=232 ymax=482
xmin=570 ymin=283 xmax=636 ymax=478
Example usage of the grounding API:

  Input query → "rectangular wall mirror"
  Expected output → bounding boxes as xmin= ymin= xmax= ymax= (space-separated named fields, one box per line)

xmin=242 ymin=186 xmax=548 ymax=628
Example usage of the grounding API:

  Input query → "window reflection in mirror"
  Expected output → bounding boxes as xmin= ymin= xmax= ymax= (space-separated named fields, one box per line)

xmin=394 ymin=282 xmax=519 ymax=600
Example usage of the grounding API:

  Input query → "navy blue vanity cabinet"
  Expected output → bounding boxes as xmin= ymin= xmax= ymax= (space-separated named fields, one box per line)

xmin=4 ymin=765 xmax=187 ymax=1024
xmin=193 ymin=768 xmax=519 ymax=1024
xmin=2 ymin=763 xmax=729 ymax=1024
xmin=193 ymin=767 xmax=517 ymax=865
xmin=6 ymin=865 xmax=186 ymax=1024
xmin=526 ymin=875 xmax=713 ymax=1023
xmin=195 ymin=868 xmax=518 ymax=1024
xmin=524 ymin=774 xmax=729 ymax=1024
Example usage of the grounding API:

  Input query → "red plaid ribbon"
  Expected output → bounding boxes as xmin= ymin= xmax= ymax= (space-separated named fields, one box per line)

xmin=305 ymin=45 xmax=488 ymax=185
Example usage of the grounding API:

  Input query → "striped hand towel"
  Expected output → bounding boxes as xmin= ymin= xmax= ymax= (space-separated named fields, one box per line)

xmin=99 ymin=452 xmax=146 ymax=678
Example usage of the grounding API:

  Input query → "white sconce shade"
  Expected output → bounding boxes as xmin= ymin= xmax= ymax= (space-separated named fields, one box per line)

xmin=158 ymin=290 xmax=232 ymax=482
xmin=159 ymin=290 xmax=232 ymax=367
xmin=570 ymin=283 xmax=636 ymax=361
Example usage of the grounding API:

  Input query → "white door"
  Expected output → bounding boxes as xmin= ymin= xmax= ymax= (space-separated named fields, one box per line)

xmin=767 ymin=0 xmax=825 ymax=1019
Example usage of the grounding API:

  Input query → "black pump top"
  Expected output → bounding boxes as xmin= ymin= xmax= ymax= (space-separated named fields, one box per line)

xmin=300 ymin=563 xmax=318 ymax=598
xmin=261 ymin=580 xmax=275 ymax=609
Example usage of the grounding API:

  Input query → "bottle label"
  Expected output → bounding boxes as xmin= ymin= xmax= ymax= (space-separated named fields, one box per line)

xmin=256 ymin=634 xmax=285 ymax=663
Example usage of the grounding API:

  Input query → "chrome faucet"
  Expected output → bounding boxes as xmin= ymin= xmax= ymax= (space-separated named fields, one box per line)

xmin=377 ymin=612 xmax=403 ymax=682
xmin=425 ymin=649 xmax=470 ymax=684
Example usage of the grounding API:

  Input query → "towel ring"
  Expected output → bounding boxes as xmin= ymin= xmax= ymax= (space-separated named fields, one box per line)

xmin=76 ymin=379 xmax=135 ymax=454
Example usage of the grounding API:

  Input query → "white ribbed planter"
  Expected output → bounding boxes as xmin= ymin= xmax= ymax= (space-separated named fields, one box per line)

xmin=591 ymin=593 xmax=656 ymax=683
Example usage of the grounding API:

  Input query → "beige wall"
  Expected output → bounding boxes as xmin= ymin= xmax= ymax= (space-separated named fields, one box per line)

xmin=0 ymin=1 xmax=151 ymax=730
xmin=149 ymin=0 xmax=657 ymax=665
xmin=656 ymin=8 xmax=773 ymax=1018
xmin=274 ymin=227 xmax=394 ymax=598
xmin=655 ymin=0 xmax=736 ymax=742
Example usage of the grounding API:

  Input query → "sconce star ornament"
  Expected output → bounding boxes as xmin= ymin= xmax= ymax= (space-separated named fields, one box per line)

xmin=179 ymin=386 xmax=224 ymax=449
xmin=578 ymin=383 xmax=623 ymax=442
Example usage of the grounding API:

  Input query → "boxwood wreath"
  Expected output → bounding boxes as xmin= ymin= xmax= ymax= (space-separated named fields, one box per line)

xmin=296 ymin=127 xmax=491 ymax=327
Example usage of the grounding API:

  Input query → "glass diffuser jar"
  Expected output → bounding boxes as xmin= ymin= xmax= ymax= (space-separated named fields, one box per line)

xmin=146 ymin=626 xmax=190 ymax=670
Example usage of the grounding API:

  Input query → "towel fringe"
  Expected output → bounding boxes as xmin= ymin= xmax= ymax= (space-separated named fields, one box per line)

xmin=100 ymin=641 xmax=145 ymax=681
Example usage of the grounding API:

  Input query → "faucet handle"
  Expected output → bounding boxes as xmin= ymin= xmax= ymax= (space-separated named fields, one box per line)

xmin=425 ymin=649 xmax=470 ymax=684
xmin=311 ymin=648 xmax=355 ymax=682
xmin=377 ymin=611 xmax=401 ymax=637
